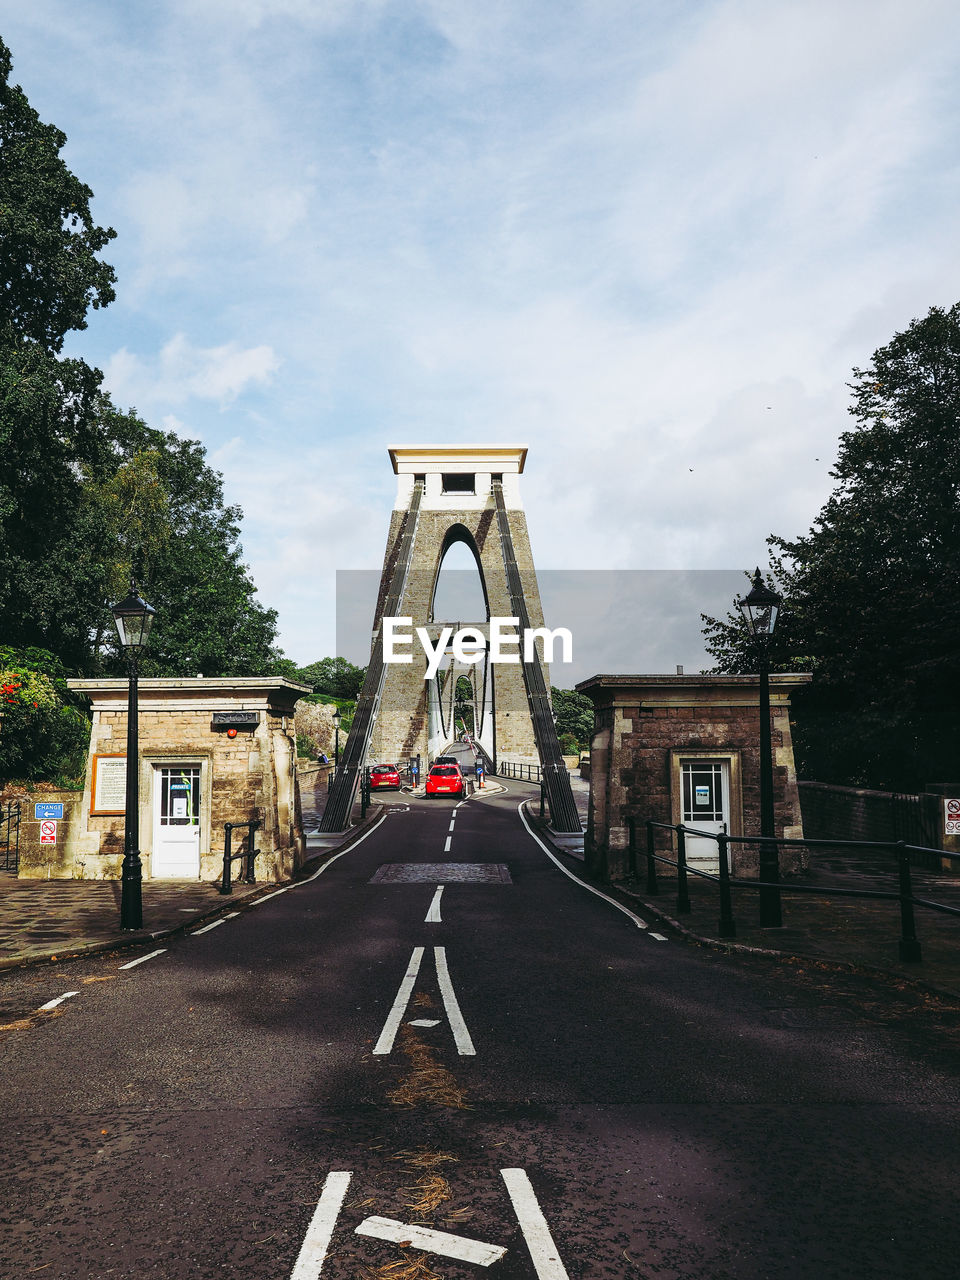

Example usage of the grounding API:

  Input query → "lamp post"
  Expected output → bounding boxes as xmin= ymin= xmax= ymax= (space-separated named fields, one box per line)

xmin=111 ymin=578 xmax=156 ymax=930
xmin=738 ymin=567 xmax=783 ymax=927
xmin=332 ymin=707 xmax=342 ymax=767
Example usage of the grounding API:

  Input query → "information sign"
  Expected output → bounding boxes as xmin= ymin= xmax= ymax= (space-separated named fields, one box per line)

xmin=91 ymin=754 xmax=127 ymax=815
xmin=34 ymin=802 xmax=64 ymax=820
xmin=944 ymin=798 xmax=960 ymax=837
xmin=39 ymin=820 xmax=57 ymax=845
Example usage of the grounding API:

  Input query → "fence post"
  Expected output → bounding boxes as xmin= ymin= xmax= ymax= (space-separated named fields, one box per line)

xmin=645 ymin=821 xmax=659 ymax=895
xmin=717 ymin=832 xmax=736 ymax=938
xmin=895 ymin=840 xmax=922 ymax=962
xmin=220 ymin=824 xmax=233 ymax=895
xmin=675 ymin=824 xmax=691 ymax=914
xmin=243 ymin=821 xmax=258 ymax=884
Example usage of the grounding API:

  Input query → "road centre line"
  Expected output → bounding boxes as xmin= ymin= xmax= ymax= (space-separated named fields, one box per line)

xmin=425 ymin=886 xmax=444 ymax=922
xmin=38 ymin=991 xmax=79 ymax=1011
xmin=650 ymin=932 xmax=668 ymax=942
xmin=355 ymin=1216 xmax=506 ymax=1266
xmin=501 ymin=1169 xmax=571 ymax=1280
xmin=119 ymin=949 xmax=167 ymax=969
xmin=434 ymin=945 xmax=476 ymax=1055
xmin=289 ymin=1170 xmax=352 ymax=1280
xmin=373 ymin=947 xmax=425 ymax=1054
xmin=444 ymin=835 xmax=452 ymax=852
xmin=517 ymin=802 xmax=653 ymax=933
xmin=448 ymin=818 xmax=456 ymax=832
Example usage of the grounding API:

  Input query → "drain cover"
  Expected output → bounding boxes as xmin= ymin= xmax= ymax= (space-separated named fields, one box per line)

xmin=370 ymin=863 xmax=512 ymax=884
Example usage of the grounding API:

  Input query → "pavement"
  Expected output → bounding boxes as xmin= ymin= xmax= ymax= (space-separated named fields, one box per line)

xmin=3 ymin=767 xmax=960 ymax=1002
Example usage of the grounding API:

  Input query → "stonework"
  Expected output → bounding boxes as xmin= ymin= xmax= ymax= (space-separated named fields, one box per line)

xmin=577 ymin=673 xmax=811 ymax=880
xmin=369 ymin=447 xmax=549 ymax=767
xmin=27 ymin=677 xmax=312 ymax=882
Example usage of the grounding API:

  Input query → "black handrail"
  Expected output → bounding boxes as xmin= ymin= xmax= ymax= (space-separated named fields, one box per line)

xmin=219 ymin=820 xmax=260 ymax=895
xmin=633 ymin=818 xmax=960 ymax=962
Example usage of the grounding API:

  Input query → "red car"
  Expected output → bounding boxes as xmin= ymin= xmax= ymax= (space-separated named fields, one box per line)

xmin=425 ymin=764 xmax=464 ymax=797
xmin=369 ymin=763 xmax=401 ymax=790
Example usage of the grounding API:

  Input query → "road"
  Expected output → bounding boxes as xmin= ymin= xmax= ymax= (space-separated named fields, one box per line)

xmin=1 ymin=779 xmax=959 ymax=1279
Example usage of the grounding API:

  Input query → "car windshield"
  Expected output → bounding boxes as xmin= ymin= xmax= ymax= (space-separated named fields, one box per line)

xmin=372 ymin=766 xmax=396 ymax=774
xmin=431 ymin=766 xmax=459 ymax=776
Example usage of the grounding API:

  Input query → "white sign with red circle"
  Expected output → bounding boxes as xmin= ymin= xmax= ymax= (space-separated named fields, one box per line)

xmin=39 ymin=819 xmax=58 ymax=844
xmin=944 ymin=799 xmax=960 ymax=836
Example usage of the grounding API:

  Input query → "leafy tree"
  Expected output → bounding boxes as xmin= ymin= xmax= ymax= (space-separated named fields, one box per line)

xmin=703 ymin=302 xmax=960 ymax=790
xmin=0 ymin=646 xmax=89 ymax=784
xmin=300 ymin=656 xmax=367 ymax=700
xmin=552 ymin=687 xmax=594 ymax=746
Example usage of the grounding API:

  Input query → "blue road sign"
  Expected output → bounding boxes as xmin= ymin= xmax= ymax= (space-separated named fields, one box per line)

xmin=35 ymin=802 xmax=64 ymax=820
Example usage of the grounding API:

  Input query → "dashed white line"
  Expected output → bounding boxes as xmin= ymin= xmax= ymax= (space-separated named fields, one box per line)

xmin=191 ymin=918 xmax=226 ymax=935
xmin=448 ymin=819 xmax=456 ymax=832
xmin=253 ymin=887 xmax=289 ymax=904
xmin=119 ymin=949 xmax=167 ymax=969
xmin=289 ymin=1170 xmax=352 ymax=1279
xmin=373 ymin=947 xmax=425 ymax=1054
xmin=501 ymin=1168 xmax=570 ymax=1279
xmin=649 ymin=932 xmax=668 ymax=942
xmin=224 ymin=911 xmax=240 ymax=919
xmin=434 ymin=945 xmax=476 ymax=1055
xmin=38 ymin=991 xmax=79 ymax=1011
xmin=355 ymin=1216 xmax=506 ymax=1266
xmin=425 ymin=885 xmax=444 ymax=923
xmin=443 ymin=835 xmax=452 ymax=852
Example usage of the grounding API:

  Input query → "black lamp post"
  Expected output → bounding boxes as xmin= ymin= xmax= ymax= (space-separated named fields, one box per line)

xmin=332 ymin=707 xmax=342 ymax=767
xmin=111 ymin=578 xmax=156 ymax=930
xmin=738 ymin=567 xmax=783 ymax=927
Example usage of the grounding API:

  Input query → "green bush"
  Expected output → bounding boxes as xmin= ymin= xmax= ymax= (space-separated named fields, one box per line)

xmin=558 ymin=731 xmax=579 ymax=756
xmin=0 ymin=647 xmax=89 ymax=785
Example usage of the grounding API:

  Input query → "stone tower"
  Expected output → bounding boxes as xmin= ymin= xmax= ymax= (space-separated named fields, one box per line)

xmin=369 ymin=445 xmax=547 ymax=768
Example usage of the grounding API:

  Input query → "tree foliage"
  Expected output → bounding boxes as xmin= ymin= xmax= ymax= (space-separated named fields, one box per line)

xmin=0 ymin=646 xmax=89 ymax=784
xmin=299 ymin=656 xmax=367 ymax=700
xmin=703 ymin=303 xmax=960 ymax=790
xmin=551 ymin=687 xmax=594 ymax=747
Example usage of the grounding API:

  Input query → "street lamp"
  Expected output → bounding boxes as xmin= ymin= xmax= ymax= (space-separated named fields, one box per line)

xmin=738 ymin=567 xmax=783 ymax=927
xmin=332 ymin=707 xmax=342 ymax=767
xmin=111 ymin=577 xmax=156 ymax=930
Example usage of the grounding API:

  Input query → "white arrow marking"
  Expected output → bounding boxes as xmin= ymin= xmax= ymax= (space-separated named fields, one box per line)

xmin=355 ymin=1216 xmax=506 ymax=1266
xmin=373 ymin=947 xmax=425 ymax=1054
xmin=408 ymin=1018 xmax=441 ymax=1028
xmin=425 ymin=885 xmax=444 ymax=922
xmin=290 ymin=1171 xmax=352 ymax=1279
xmin=38 ymin=992 xmax=79 ymax=1011
xmin=434 ymin=946 xmax=476 ymax=1055
xmin=501 ymin=1169 xmax=570 ymax=1279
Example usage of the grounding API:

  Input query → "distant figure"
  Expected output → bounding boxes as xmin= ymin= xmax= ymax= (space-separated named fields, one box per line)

xmin=318 ymin=753 xmax=329 ymax=764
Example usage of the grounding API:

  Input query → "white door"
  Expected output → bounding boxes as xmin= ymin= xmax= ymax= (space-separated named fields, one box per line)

xmin=152 ymin=765 xmax=201 ymax=878
xmin=681 ymin=760 xmax=730 ymax=873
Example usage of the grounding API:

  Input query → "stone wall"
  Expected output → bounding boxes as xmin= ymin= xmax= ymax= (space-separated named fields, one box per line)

xmin=798 ymin=780 xmax=958 ymax=872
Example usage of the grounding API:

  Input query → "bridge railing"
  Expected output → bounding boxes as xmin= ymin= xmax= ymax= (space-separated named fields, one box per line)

xmin=630 ymin=818 xmax=960 ymax=963
xmin=495 ymin=760 xmax=543 ymax=784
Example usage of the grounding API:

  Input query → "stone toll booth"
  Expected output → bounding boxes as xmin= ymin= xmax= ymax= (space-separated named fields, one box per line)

xmin=30 ymin=677 xmax=313 ymax=882
xmin=578 ymin=673 xmax=811 ymax=880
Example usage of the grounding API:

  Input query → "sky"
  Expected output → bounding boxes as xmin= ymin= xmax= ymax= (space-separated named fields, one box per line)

xmin=5 ymin=1 xmax=960 ymax=670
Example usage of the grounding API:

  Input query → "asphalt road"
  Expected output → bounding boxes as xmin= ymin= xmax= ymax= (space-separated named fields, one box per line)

xmin=1 ymin=779 xmax=959 ymax=1279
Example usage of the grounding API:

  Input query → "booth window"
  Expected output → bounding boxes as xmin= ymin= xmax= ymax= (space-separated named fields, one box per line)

xmin=442 ymin=473 xmax=475 ymax=494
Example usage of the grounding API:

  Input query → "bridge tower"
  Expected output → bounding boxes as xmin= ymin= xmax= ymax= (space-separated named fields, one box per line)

xmin=319 ymin=445 xmax=580 ymax=833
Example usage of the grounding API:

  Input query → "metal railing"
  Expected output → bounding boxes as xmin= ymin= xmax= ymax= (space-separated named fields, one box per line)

xmin=628 ymin=818 xmax=960 ymax=963
xmin=219 ymin=819 xmax=261 ymax=894
xmin=496 ymin=760 xmax=543 ymax=784
xmin=0 ymin=801 xmax=20 ymax=873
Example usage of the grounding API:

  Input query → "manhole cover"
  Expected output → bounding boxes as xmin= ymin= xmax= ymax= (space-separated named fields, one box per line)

xmin=370 ymin=863 xmax=512 ymax=884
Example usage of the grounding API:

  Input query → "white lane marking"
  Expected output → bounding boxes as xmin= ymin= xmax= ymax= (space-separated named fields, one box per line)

xmin=517 ymin=802 xmax=650 ymax=931
xmin=355 ymin=1216 xmax=506 ymax=1267
xmin=443 ymin=835 xmax=452 ymax=852
xmin=425 ymin=885 xmax=444 ymax=922
xmin=290 ymin=1170 xmax=352 ymax=1280
xmin=225 ymin=911 xmax=240 ymax=919
xmin=302 ymin=812 xmax=388 ymax=882
xmin=191 ymin=918 xmax=226 ymax=935
xmin=38 ymin=991 xmax=79 ymax=1011
xmin=650 ymin=932 xmax=668 ymax=942
xmin=434 ymin=946 xmax=476 ymax=1056
xmin=119 ymin=949 xmax=167 ymax=969
xmin=373 ymin=948 xmax=425 ymax=1054
xmin=253 ymin=887 xmax=289 ymax=904
xmin=501 ymin=1169 xmax=570 ymax=1280
xmin=448 ymin=819 xmax=456 ymax=832
xmin=408 ymin=1018 xmax=441 ymax=1027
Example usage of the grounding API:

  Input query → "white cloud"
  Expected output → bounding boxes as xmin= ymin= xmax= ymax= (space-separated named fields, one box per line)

xmin=104 ymin=335 xmax=280 ymax=411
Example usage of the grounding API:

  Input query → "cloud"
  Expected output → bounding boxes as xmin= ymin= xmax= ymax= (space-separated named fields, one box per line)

xmin=104 ymin=335 xmax=280 ymax=411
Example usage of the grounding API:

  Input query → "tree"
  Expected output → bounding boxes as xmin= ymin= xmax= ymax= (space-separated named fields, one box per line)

xmin=0 ymin=646 xmax=89 ymax=784
xmin=299 ymin=657 xmax=367 ymax=700
xmin=551 ymin=687 xmax=594 ymax=747
xmin=703 ymin=303 xmax=960 ymax=790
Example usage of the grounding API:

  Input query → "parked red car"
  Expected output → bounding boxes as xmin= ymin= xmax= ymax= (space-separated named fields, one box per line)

xmin=425 ymin=764 xmax=464 ymax=797
xmin=369 ymin=764 xmax=401 ymax=790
